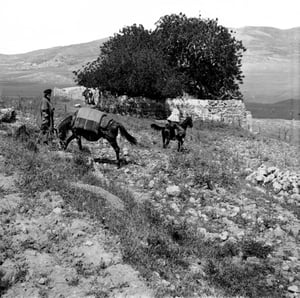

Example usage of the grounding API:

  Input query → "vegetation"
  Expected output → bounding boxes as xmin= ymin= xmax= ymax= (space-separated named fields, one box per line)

xmin=74 ymin=13 xmax=246 ymax=100
xmin=1 ymin=96 xmax=297 ymax=297
xmin=0 ymin=134 xmax=285 ymax=297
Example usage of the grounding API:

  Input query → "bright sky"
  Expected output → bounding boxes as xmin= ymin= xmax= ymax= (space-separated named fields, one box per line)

xmin=0 ymin=0 xmax=299 ymax=54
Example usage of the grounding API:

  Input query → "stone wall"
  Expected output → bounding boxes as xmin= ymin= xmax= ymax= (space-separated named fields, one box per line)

xmin=56 ymin=89 xmax=253 ymax=131
xmin=98 ymin=95 xmax=253 ymax=131
xmin=166 ymin=98 xmax=253 ymax=131
xmin=98 ymin=95 xmax=168 ymax=120
xmin=53 ymin=86 xmax=86 ymax=100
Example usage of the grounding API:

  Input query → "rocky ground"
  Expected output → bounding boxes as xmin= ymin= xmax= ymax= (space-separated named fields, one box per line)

xmin=0 ymin=108 xmax=300 ymax=297
xmin=0 ymin=160 xmax=154 ymax=297
xmin=85 ymin=119 xmax=300 ymax=297
xmin=0 ymin=115 xmax=154 ymax=297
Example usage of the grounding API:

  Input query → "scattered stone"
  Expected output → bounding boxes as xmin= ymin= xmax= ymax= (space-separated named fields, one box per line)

xmin=186 ymin=208 xmax=198 ymax=217
xmin=38 ymin=277 xmax=47 ymax=285
xmin=0 ymin=259 xmax=18 ymax=284
xmin=152 ymin=271 xmax=160 ymax=279
xmin=161 ymin=279 xmax=170 ymax=287
xmin=170 ymin=202 xmax=180 ymax=213
xmin=197 ymin=227 xmax=207 ymax=237
xmin=288 ymin=285 xmax=300 ymax=293
xmin=148 ymin=180 xmax=155 ymax=189
xmin=166 ymin=185 xmax=181 ymax=197
xmin=220 ymin=231 xmax=229 ymax=241
xmin=282 ymin=263 xmax=290 ymax=271
xmin=247 ymin=165 xmax=300 ymax=195
xmin=230 ymin=206 xmax=240 ymax=217
xmin=189 ymin=263 xmax=206 ymax=276
xmin=256 ymin=174 xmax=265 ymax=183
xmin=53 ymin=207 xmax=63 ymax=215
xmin=273 ymin=226 xmax=285 ymax=238
xmin=189 ymin=197 xmax=196 ymax=204
xmin=289 ymin=225 xmax=300 ymax=238
xmin=85 ymin=240 xmax=94 ymax=247
xmin=291 ymin=194 xmax=300 ymax=201
xmin=289 ymin=276 xmax=295 ymax=283
xmin=73 ymin=230 xmax=86 ymax=238
xmin=0 ymin=108 xmax=16 ymax=123
xmin=266 ymin=276 xmax=274 ymax=287
xmin=123 ymin=147 xmax=129 ymax=156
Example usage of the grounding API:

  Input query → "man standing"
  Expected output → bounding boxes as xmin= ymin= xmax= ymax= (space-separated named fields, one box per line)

xmin=39 ymin=88 xmax=54 ymax=144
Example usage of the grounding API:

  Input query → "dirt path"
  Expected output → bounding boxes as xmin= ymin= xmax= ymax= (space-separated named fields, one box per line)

xmin=0 ymin=150 xmax=154 ymax=297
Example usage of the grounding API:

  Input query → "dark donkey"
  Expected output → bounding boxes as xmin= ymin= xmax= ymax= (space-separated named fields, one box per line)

xmin=151 ymin=116 xmax=193 ymax=151
xmin=57 ymin=109 xmax=137 ymax=167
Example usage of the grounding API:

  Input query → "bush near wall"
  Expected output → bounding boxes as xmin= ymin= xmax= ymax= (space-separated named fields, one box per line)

xmin=98 ymin=95 xmax=168 ymax=120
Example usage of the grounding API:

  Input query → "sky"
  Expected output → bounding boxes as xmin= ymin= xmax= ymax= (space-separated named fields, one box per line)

xmin=0 ymin=0 xmax=300 ymax=54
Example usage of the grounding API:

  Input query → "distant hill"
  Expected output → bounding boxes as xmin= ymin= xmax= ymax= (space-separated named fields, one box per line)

xmin=0 ymin=27 xmax=300 ymax=112
xmin=245 ymin=99 xmax=300 ymax=120
xmin=0 ymin=38 xmax=108 ymax=96
xmin=233 ymin=27 xmax=300 ymax=104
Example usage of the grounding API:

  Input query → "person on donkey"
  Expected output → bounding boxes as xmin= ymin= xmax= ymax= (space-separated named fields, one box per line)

xmin=167 ymin=104 xmax=182 ymax=140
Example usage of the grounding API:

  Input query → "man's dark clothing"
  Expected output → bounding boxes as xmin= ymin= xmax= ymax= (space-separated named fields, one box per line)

xmin=40 ymin=96 xmax=54 ymax=144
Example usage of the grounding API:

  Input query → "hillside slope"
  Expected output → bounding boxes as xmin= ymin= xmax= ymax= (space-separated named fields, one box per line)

xmin=0 ymin=100 xmax=299 ymax=297
xmin=245 ymin=99 xmax=300 ymax=120
xmin=0 ymin=27 xmax=299 ymax=105
xmin=233 ymin=27 xmax=300 ymax=104
xmin=0 ymin=39 xmax=107 ymax=96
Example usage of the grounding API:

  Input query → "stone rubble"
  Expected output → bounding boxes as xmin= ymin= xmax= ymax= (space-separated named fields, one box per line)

xmin=246 ymin=164 xmax=300 ymax=196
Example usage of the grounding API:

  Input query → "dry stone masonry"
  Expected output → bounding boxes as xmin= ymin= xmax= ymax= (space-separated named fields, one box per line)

xmin=53 ymin=87 xmax=253 ymax=131
xmin=166 ymin=98 xmax=253 ymax=131
xmin=97 ymin=94 xmax=253 ymax=131
xmin=246 ymin=164 xmax=300 ymax=198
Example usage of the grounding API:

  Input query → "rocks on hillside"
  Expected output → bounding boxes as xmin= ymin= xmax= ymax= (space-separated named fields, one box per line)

xmin=166 ymin=185 xmax=181 ymax=197
xmin=246 ymin=164 xmax=300 ymax=196
xmin=0 ymin=108 xmax=16 ymax=123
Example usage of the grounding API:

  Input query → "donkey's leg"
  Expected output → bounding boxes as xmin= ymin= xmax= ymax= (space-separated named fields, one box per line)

xmin=177 ymin=137 xmax=184 ymax=152
xmin=64 ymin=134 xmax=76 ymax=150
xmin=164 ymin=131 xmax=171 ymax=149
xmin=162 ymin=131 xmax=166 ymax=148
xmin=77 ymin=136 xmax=83 ymax=150
xmin=108 ymin=139 xmax=121 ymax=167
xmin=177 ymin=139 xmax=181 ymax=152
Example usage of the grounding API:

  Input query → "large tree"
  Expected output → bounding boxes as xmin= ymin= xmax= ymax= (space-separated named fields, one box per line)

xmin=74 ymin=24 xmax=181 ymax=99
xmin=153 ymin=13 xmax=246 ymax=98
xmin=74 ymin=14 xmax=246 ymax=99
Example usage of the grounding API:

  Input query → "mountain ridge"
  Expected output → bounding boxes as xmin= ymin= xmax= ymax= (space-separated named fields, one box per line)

xmin=245 ymin=98 xmax=300 ymax=120
xmin=0 ymin=26 xmax=299 ymax=108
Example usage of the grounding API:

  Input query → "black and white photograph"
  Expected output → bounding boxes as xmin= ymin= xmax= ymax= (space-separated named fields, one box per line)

xmin=0 ymin=0 xmax=299 ymax=297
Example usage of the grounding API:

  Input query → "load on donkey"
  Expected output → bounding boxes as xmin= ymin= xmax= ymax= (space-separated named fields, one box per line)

xmin=57 ymin=107 xmax=137 ymax=167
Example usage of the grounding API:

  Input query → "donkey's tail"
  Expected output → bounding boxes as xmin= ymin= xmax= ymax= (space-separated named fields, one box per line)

xmin=150 ymin=123 xmax=164 ymax=131
xmin=118 ymin=124 xmax=137 ymax=145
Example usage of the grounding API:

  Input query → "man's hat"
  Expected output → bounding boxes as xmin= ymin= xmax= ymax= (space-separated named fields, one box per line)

xmin=44 ymin=89 xmax=52 ymax=95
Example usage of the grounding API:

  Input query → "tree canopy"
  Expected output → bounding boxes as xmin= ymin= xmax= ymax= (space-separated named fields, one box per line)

xmin=73 ymin=13 xmax=246 ymax=100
